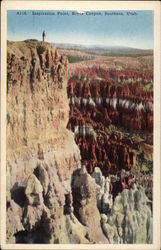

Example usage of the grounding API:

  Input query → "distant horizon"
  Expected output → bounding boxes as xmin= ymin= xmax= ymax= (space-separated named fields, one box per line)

xmin=7 ymin=39 xmax=153 ymax=51
xmin=7 ymin=10 xmax=153 ymax=50
xmin=52 ymin=41 xmax=153 ymax=51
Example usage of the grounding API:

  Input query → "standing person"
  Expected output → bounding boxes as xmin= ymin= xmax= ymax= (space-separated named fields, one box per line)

xmin=42 ymin=30 xmax=46 ymax=42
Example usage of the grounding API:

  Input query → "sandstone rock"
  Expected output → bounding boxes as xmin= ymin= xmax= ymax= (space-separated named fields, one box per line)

xmin=102 ymin=193 xmax=113 ymax=214
xmin=72 ymin=168 xmax=99 ymax=225
xmin=6 ymin=200 xmax=24 ymax=243
xmin=57 ymin=63 xmax=65 ymax=89
xmin=25 ymin=174 xmax=43 ymax=206
xmin=101 ymin=214 xmax=115 ymax=243
xmin=92 ymin=167 xmax=105 ymax=187
xmin=37 ymin=144 xmax=44 ymax=160
xmin=92 ymin=167 xmax=113 ymax=213
xmin=6 ymin=39 xmax=153 ymax=245
xmin=64 ymin=192 xmax=73 ymax=214
xmin=34 ymin=163 xmax=49 ymax=195
xmin=103 ymin=185 xmax=153 ymax=243
xmin=65 ymin=214 xmax=89 ymax=243
xmin=23 ymin=204 xmax=44 ymax=231
xmin=7 ymin=40 xmax=81 ymax=243
xmin=71 ymin=168 xmax=109 ymax=243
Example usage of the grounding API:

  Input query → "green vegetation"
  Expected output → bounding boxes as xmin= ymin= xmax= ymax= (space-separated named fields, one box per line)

xmin=96 ymin=53 xmax=153 ymax=57
xmin=105 ymin=125 xmax=153 ymax=174
xmin=137 ymin=150 xmax=153 ymax=174
xmin=106 ymin=124 xmax=152 ymax=143
xmin=138 ymin=82 xmax=153 ymax=92
xmin=67 ymin=55 xmax=91 ymax=63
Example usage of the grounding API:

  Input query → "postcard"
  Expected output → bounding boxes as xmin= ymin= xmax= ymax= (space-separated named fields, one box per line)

xmin=1 ymin=1 xmax=160 ymax=250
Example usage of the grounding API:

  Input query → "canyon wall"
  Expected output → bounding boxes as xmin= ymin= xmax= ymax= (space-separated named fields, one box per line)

xmin=6 ymin=40 xmax=152 ymax=244
xmin=6 ymin=40 xmax=87 ymax=243
xmin=7 ymin=39 xmax=81 ymax=198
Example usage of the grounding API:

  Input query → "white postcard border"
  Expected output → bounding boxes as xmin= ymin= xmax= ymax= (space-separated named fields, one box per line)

xmin=1 ymin=1 xmax=160 ymax=250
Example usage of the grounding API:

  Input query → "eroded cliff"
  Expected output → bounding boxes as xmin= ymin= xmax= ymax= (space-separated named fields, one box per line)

xmin=6 ymin=40 xmax=152 ymax=244
xmin=6 ymin=40 xmax=108 ymax=244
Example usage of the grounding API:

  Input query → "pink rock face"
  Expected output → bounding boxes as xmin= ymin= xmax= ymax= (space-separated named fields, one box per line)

xmin=67 ymin=72 xmax=153 ymax=176
xmin=7 ymin=40 xmax=69 ymax=161
xmin=6 ymin=40 xmax=153 ymax=244
xmin=6 ymin=40 xmax=82 ymax=244
xmin=67 ymin=79 xmax=153 ymax=133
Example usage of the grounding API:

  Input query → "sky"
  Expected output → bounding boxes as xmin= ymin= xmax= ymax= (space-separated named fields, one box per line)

xmin=7 ymin=10 xmax=153 ymax=50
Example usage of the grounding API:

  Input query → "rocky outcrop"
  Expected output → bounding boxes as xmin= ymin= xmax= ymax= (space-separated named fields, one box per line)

xmin=6 ymin=40 xmax=83 ymax=243
xmin=6 ymin=200 xmax=24 ymax=243
xmin=91 ymin=168 xmax=152 ymax=244
xmin=25 ymin=174 xmax=44 ymax=206
xmin=66 ymin=63 xmax=153 ymax=245
xmin=18 ymin=160 xmax=89 ymax=244
xmin=67 ymin=76 xmax=153 ymax=176
xmin=100 ymin=185 xmax=152 ymax=244
xmin=92 ymin=167 xmax=113 ymax=212
xmin=67 ymin=79 xmax=153 ymax=133
xmin=6 ymin=39 xmax=153 ymax=245
xmin=72 ymin=166 xmax=100 ymax=226
xmin=71 ymin=166 xmax=109 ymax=243
xmin=74 ymin=133 xmax=137 ymax=176
xmin=7 ymin=40 xmax=69 ymax=159
xmin=7 ymin=40 xmax=80 ymax=185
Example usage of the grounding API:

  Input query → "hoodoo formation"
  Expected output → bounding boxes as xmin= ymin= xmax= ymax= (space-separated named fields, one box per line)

xmin=67 ymin=66 xmax=153 ymax=199
xmin=6 ymin=40 xmax=153 ymax=244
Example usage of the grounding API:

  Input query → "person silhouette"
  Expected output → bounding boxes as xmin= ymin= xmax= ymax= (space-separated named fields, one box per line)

xmin=42 ymin=30 xmax=46 ymax=42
